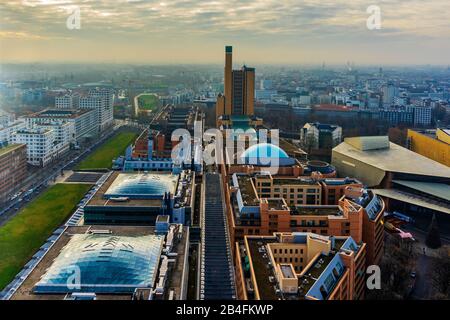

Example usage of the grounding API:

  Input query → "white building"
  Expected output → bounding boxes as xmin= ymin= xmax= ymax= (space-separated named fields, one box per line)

xmin=55 ymin=93 xmax=79 ymax=109
xmin=24 ymin=109 xmax=98 ymax=142
xmin=4 ymin=115 xmax=74 ymax=166
xmin=300 ymin=122 xmax=342 ymax=150
xmin=407 ymin=105 xmax=432 ymax=126
xmin=79 ymin=88 xmax=114 ymax=132
xmin=33 ymin=122 xmax=75 ymax=151
xmin=0 ymin=110 xmax=15 ymax=127
xmin=0 ymin=120 xmax=26 ymax=145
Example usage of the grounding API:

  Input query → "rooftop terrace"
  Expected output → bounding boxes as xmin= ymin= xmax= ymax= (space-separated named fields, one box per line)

xmin=290 ymin=205 xmax=341 ymax=216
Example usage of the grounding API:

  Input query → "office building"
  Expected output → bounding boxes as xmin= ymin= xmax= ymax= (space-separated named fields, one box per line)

xmin=25 ymin=109 xmax=98 ymax=142
xmin=84 ymin=171 xmax=194 ymax=225
xmin=79 ymin=88 xmax=114 ymax=132
xmin=300 ymin=123 xmax=342 ymax=150
xmin=216 ymin=46 xmax=256 ymax=125
xmin=0 ymin=120 xmax=26 ymax=145
xmin=11 ymin=126 xmax=71 ymax=167
xmin=382 ymin=82 xmax=398 ymax=105
xmin=235 ymin=232 xmax=366 ymax=300
xmin=55 ymin=93 xmax=79 ymax=109
xmin=408 ymin=105 xmax=432 ymax=126
xmin=0 ymin=144 xmax=27 ymax=203
xmin=225 ymin=173 xmax=384 ymax=266
xmin=332 ymin=136 xmax=450 ymax=228
xmin=0 ymin=110 xmax=14 ymax=127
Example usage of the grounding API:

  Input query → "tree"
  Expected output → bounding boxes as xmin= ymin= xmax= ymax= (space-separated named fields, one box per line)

xmin=366 ymin=235 xmax=416 ymax=300
xmin=431 ymin=248 xmax=450 ymax=298
xmin=425 ymin=214 xmax=442 ymax=249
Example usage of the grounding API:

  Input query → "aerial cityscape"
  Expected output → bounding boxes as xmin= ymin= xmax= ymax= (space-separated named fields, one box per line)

xmin=0 ymin=0 xmax=449 ymax=309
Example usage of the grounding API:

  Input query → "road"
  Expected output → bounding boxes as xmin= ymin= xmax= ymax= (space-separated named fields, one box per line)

xmin=0 ymin=120 xmax=138 ymax=225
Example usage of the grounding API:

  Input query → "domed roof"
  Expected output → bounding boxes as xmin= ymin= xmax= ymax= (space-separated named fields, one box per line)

xmin=34 ymin=234 xmax=164 ymax=294
xmin=241 ymin=143 xmax=289 ymax=160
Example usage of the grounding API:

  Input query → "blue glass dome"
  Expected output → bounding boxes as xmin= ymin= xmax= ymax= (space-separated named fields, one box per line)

xmin=241 ymin=143 xmax=289 ymax=160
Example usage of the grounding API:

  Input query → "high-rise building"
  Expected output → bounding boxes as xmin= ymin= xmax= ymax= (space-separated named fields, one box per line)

xmin=216 ymin=46 xmax=255 ymax=123
xmin=79 ymin=88 xmax=114 ymax=132
xmin=0 ymin=144 xmax=27 ymax=204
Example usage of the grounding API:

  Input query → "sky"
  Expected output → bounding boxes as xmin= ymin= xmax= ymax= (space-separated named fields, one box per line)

xmin=0 ymin=0 xmax=449 ymax=65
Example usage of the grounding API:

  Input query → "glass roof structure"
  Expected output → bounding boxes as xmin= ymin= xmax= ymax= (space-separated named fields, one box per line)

xmin=104 ymin=173 xmax=178 ymax=199
xmin=34 ymin=234 xmax=164 ymax=294
xmin=240 ymin=143 xmax=296 ymax=166
xmin=241 ymin=143 xmax=289 ymax=159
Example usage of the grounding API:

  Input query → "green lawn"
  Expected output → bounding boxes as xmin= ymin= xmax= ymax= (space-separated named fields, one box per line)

xmin=138 ymin=94 xmax=159 ymax=111
xmin=76 ymin=131 xmax=138 ymax=170
xmin=0 ymin=183 xmax=92 ymax=290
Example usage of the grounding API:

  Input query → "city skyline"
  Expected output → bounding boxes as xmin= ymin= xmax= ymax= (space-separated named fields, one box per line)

xmin=1 ymin=0 xmax=449 ymax=65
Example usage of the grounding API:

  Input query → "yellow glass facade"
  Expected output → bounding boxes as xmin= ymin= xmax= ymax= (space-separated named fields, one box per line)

xmin=407 ymin=129 xmax=450 ymax=167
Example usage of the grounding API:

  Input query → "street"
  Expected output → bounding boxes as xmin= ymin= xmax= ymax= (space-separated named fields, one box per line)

xmin=0 ymin=120 xmax=136 ymax=226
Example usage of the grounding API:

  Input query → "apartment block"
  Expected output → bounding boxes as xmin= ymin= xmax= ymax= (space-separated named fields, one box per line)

xmin=235 ymin=232 xmax=366 ymax=300
xmin=225 ymin=173 xmax=384 ymax=266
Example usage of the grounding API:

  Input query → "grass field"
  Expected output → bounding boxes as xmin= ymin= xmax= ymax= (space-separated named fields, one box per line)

xmin=76 ymin=131 xmax=138 ymax=170
xmin=0 ymin=183 xmax=92 ymax=290
xmin=138 ymin=93 xmax=159 ymax=111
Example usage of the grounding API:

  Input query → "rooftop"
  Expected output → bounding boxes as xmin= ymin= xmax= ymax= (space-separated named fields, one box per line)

xmin=333 ymin=136 xmax=450 ymax=179
xmin=34 ymin=233 xmax=164 ymax=294
xmin=86 ymin=172 xmax=167 ymax=207
xmin=244 ymin=233 xmax=358 ymax=300
xmin=11 ymin=225 xmax=188 ymax=300
xmin=0 ymin=144 xmax=25 ymax=157
xmin=290 ymin=206 xmax=341 ymax=216
xmin=235 ymin=174 xmax=259 ymax=206
xmin=104 ymin=172 xmax=178 ymax=199
xmin=28 ymin=109 xmax=91 ymax=119
xmin=272 ymin=178 xmax=320 ymax=186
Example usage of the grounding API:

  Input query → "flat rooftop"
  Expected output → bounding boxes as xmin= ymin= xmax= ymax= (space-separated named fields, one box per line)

xmin=87 ymin=171 xmax=178 ymax=207
xmin=11 ymin=224 xmax=188 ymax=300
xmin=29 ymin=109 xmax=92 ymax=119
xmin=0 ymin=144 xmax=25 ymax=157
xmin=236 ymin=175 xmax=259 ymax=206
xmin=333 ymin=137 xmax=450 ymax=179
xmin=290 ymin=206 xmax=341 ymax=216
xmin=104 ymin=172 xmax=178 ymax=199
xmin=272 ymin=178 xmax=320 ymax=186
xmin=246 ymin=238 xmax=278 ymax=300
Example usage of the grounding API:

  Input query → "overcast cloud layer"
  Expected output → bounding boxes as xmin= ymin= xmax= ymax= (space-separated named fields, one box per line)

xmin=0 ymin=0 xmax=449 ymax=64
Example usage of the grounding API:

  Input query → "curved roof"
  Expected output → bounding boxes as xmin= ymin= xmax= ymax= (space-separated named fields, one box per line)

xmin=241 ymin=143 xmax=289 ymax=160
xmin=34 ymin=234 xmax=164 ymax=294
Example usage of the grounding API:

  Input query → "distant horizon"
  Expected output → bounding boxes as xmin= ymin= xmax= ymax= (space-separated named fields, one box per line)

xmin=1 ymin=60 xmax=449 ymax=68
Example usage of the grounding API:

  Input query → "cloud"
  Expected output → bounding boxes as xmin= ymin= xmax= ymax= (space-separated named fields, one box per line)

xmin=0 ymin=0 xmax=448 ymax=38
xmin=0 ymin=0 xmax=449 ymax=63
